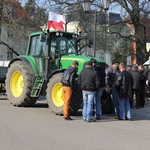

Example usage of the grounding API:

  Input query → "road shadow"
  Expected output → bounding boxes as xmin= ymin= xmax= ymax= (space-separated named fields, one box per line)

xmin=0 ymin=94 xmax=7 ymax=100
xmin=1 ymin=95 xmax=150 ymax=121
xmin=33 ymin=102 xmax=48 ymax=108
xmin=71 ymin=110 xmax=118 ymax=122
xmin=72 ymin=102 xmax=150 ymax=122
xmin=32 ymin=96 xmax=48 ymax=108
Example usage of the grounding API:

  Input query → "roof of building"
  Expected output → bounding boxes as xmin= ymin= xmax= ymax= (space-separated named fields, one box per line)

xmin=97 ymin=12 xmax=126 ymax=26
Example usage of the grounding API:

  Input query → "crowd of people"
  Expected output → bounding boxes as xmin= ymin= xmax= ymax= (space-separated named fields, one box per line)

xmin=61 ymin=59 xmax=148 ymax=122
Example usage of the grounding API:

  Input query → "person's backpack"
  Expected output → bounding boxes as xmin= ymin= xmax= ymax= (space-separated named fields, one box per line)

xmin=61 ymin=69 xmax=74 ymax=87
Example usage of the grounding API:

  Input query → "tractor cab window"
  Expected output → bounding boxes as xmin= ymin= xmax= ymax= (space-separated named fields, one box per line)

xmin=59 ymin=40 xmax=67 ymax=55
xmin=58 ymin=37 xmax=77 ymax=55
xmin=29 ymin=35 xmax=46 ymax=57
xmin=50 ymin=35 xmax=77 ymax=57
xmin=29 ymin=35 xmax=46 ymax=75
xmin=50 ymin=38 xmax=57 ymax=59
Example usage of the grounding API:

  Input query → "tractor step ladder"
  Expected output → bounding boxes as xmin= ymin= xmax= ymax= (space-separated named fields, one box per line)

xmin=30 ymin=76 xmax=44 ymax=97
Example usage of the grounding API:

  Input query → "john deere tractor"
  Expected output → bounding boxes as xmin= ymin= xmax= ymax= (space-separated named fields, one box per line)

xmin=5 ymin=30 xmax=113 ymax=114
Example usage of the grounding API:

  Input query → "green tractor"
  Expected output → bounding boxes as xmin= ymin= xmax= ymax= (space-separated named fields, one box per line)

xmin=5 ymin=30 xmax=113 ymax=114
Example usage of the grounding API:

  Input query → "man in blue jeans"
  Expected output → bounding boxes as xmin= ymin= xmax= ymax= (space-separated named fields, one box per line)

xmin=90 ymin=58 xmax=105 ymax=120
xmin=115 ymin=63 xmax=133 ymax=120
xmin=105 ymin=60 xmax=120 ymax=119
xmin=78 ymin=61 xmax=100 ymax=122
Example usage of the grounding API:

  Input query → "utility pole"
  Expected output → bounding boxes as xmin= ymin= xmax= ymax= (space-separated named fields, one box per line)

xmin=0 ymin=0 xmax=3 ymax=39
xmin=93 ymin=11 xmax=97 ymax=57
xmin=82 ymin=0 xmax=110 ymax=58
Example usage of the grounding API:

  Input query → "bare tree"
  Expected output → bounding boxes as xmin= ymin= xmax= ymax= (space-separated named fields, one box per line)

xmin=113 ymin=0 xmax=150 ymax=64
xmin=17 ymin=0 xmax=150 ymax=64
xmin=0 ymin=0 xmax=48 ymax=59
xmin=49 ymin=0 xmax=150 ymax=64
xmin=0 ymin=0 xmax=32 ymax=57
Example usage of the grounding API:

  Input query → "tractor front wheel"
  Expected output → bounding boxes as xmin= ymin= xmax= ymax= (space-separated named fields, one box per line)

xmin=46 ymin=73 xmax=82 ymax=115
xmin=46 ymin=73 xmax=64 ymax=114
xmin=6 ymin=61 xmax=37 ymax=106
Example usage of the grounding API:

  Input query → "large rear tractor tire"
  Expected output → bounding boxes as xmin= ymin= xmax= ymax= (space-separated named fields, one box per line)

xmin=5 ymin=61 xmax=37 ymax=106
xmin=46 ymin=73 xmax=82 ymax=115
xmin=69 ymin=79 xmax=82 ymax=115
xmin=101 ymin=90 xmax=114 ymax=114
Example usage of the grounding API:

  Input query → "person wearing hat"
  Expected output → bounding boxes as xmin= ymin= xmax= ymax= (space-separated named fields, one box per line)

xmin=105 ymin=60 xmax=120 ymax=119
xmin=90 ymin=58 xmax=106 ymax=120
xmin=126 ymin=65 xmax=132 ymax=72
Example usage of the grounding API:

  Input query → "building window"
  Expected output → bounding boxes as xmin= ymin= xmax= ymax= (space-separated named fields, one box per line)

xmin=99 ymin=52 xmax=105 ymax=60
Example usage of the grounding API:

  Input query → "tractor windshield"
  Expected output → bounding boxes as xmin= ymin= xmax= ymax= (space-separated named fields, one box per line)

xmin=50 ymin=34 xmax=77 ymax=57
xmin=28 ymin=32 xmax=78 ymax=59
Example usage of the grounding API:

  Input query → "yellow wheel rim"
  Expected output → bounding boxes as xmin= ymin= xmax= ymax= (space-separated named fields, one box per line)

xmin=10 ymin=71 xmax=24 ymax=97
xmin=52 ymin=83 xmax=64 ymax=107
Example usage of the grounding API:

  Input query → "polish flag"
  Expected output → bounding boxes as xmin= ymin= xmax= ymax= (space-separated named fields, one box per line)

xmin=48 ymin=12 xmax=66 ymax=30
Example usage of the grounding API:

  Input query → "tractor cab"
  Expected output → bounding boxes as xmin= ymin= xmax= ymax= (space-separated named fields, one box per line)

xmin=27 ymin=31 xmax=79 ymax=77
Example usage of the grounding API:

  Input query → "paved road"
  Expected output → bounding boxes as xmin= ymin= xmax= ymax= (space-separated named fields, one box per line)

xmin=0 ymin=95 xmax=150 ymax=150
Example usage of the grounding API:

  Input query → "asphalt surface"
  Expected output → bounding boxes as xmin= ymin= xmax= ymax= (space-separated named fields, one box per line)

xmin=0 ymin=95 xmax=150 ymax=150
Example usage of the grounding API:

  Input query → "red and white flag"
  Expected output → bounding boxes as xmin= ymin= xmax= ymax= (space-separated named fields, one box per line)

xmin=48 ymin=12 xmax=66 ymax=30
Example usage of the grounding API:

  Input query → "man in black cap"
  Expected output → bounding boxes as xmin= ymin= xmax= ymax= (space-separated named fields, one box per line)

xmin=126 ymin=65 xmax=132 ymax=72
xmin=90 ymin=58 xmax=106 ymax=120
xmin=105 ymin=60 xmax=120 ymax=119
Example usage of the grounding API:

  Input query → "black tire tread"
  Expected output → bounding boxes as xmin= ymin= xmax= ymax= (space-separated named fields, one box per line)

xmin=6 ymin=61 xmax=37 ymax=106
xmin=46 ymin=73 xmax=83 ymax=115
xmin=46 ymin=73 xmax=63 ymax=114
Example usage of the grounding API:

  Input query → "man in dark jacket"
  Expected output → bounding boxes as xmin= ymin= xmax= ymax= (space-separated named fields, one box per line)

xmin=78 ymin=61 xmax=100 ymax=122
xmin=116 ymin=63 xmax=133 ymax=120
xmin=105 ymin=60 xmax=120 ymax=118
xmin=126 ymin=65 xmax=132 ymax=72
xmin=90 ymin=58 xmax=105 ymax=120
xmin=138 ymin=65 xmax=147 ymax=107
xmin=130 ymin=65 xmax=142 ymax=109
xmin=94 ymin=62 xmax=106 ymax=120
xmin=61 ymin=61 xmax=79 ymax=120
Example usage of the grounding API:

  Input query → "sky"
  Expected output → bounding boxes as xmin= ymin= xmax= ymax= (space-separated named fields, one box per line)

xmin=19 ymin=0 xmax=123 ymax=15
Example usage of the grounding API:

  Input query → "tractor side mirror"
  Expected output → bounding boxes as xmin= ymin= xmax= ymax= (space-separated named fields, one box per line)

xmin=40 ymin=34 xmax=46 ymax=42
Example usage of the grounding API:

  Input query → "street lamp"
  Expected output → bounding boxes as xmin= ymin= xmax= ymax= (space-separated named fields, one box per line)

xmin=82 ymin=0 xmax=110 ymax=57
xmin=103 ymin=0 xmax=111 ymax=11
xmin=82 ymin=0 xmax=92 ymax=12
